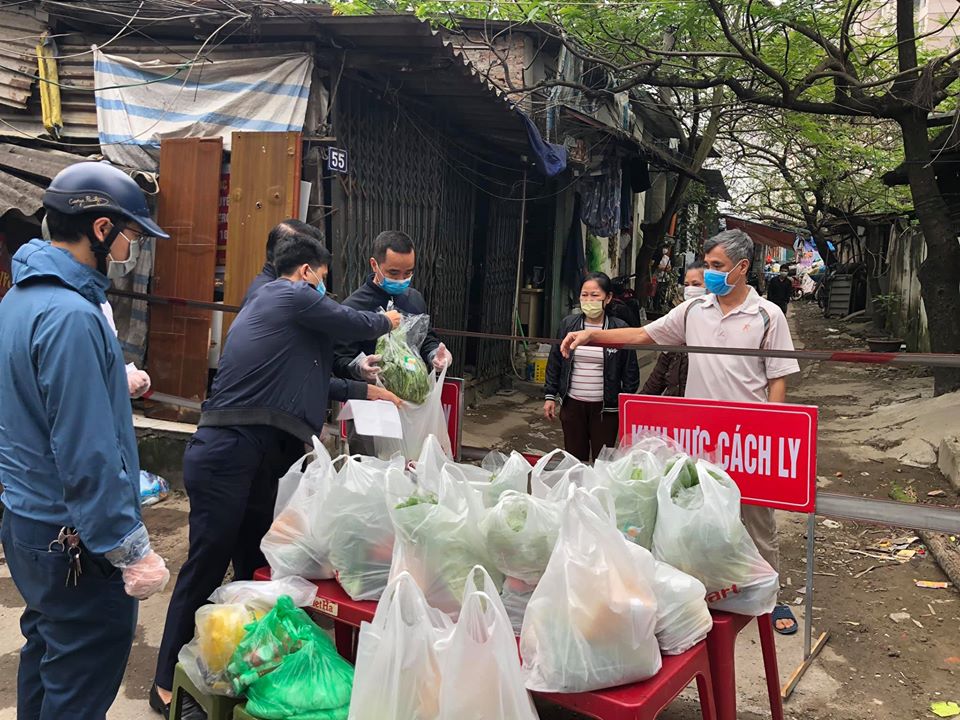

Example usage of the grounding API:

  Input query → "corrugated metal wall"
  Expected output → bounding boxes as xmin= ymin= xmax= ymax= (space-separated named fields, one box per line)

xmin=332 ymin=80 xmax=481 ymax=376
xmin=332 ymin=79 xmax=525 ymax=381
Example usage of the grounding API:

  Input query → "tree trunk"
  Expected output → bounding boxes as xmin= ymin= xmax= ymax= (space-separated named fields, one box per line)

xmin=899 ymin=112 xmax=960 ymax=394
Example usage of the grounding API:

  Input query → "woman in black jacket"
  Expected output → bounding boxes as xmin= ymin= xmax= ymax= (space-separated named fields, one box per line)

xmin=543 ymin=272 xmax=640 ymax=461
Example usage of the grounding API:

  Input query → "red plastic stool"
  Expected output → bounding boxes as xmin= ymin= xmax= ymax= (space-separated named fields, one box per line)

xmin=535 ymin=642 xmax=717 ymax=720
xmin=705 ymin=611 xmax=783 ymax=720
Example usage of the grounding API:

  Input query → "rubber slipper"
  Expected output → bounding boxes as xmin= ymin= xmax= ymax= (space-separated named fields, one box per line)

xmin=772 ymin=604 xmax=798 ymax=635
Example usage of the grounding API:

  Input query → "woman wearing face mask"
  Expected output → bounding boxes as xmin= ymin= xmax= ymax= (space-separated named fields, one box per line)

xmin=641 ymin=261 xmax=706 ymax=397
xmin=543 ymin=272 xmax=640 ymax=461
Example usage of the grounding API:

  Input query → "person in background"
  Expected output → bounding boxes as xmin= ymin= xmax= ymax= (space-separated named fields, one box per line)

xmin=0 ymin=162 xmax=171 ymax=720
xmin=241 ymin=219 xmax=318 ymax=307
xmin=543 ymin=271 xmax=640 ymax=462
xmin=152 ymin=232 xmax=401 ymax=717
xmin=333 ymin=230 xmax=452 ymax=454
xmin=641 ymin=261 xmax=707 ymax=397
xmin=767 ymin=267 xmax=793 ymax=316
xmin=561 ymin=230 xmax=800 ymax=635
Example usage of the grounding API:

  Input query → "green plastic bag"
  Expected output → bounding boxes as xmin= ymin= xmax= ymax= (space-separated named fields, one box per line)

xmin=225 ymin=596 xmax=328 ymax=695
xmin=376 ymin=314 xmax=431 ymax=404
xmin=244 ymin=639 xmax=354 ymax=720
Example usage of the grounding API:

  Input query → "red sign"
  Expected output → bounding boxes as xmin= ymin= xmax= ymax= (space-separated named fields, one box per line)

xmin=440 ymin=377 xmax=464 ymax=460
xmin=619 ymin=394 xmax=818 ymax=513
xmin=340 ymin=376 xmax=464 ymax=460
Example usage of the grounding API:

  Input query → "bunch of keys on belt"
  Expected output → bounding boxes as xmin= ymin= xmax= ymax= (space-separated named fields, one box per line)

xmin=49 ymin=526 xmax=83 ymax=586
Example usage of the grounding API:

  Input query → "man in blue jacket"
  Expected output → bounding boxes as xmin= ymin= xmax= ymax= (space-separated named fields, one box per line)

xmin=0 ymin=162 xmax=171 ymax=720
xmin=152 ymin=229 xmax=400 ymax=713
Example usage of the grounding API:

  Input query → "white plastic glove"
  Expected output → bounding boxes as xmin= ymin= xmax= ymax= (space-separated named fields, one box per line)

xmin=357 ymin=353 xmax=382 ymax=382
xmin=121 ymin=550 xmax=170 ymax=600
xmin=431 ymin=342 xmax=452 ymax=371
xmin=127 ymin=368 xmax=151 ymax=399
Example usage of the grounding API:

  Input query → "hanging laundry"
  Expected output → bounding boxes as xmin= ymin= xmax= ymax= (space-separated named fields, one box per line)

xmin=516 ymin=108 xmax=568 ymax=177
xmin=579 ymin=160 xmax=622 ymax=238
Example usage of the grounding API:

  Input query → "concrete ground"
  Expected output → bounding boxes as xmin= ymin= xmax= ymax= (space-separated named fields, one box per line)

xmin=1 ymin=300 xmax=958 ymax=719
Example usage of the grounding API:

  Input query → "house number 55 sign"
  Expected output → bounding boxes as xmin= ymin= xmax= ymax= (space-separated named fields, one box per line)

xmin=327 ymin=147 xmax=349 ymax=174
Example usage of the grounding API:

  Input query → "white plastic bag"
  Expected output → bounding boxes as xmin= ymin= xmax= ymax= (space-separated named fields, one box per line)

xmin=327 ymin=457 xmax=411 ymax=600
xmin=481 ymin=491 xmax=561 ymax=632
xmin=530 ymin=449 xmax=582 ymax=499
xmin=594 ymin=446 xmax=662 ymax=548
xmin=179 ymin=603 xmax=261 ymax=697
xmin=649 ymin=559 xmax=712 ymax=655
xmin=410 ymin=433 xmax=451 ymax=492
xmin=375 ymin=366 xmax=451 ymax=461
xmin=477 ymin=450 xmax=531 ymax=507
xmin=260 ymin=437 xmax=335 ymax=579
xmin=207 ymin=577 xmax=318 ymax=610
xmin=348 ymin=572 xmax=453 ymax=720
xmin=438 ymin=567 xmax=539 ymax=720
xmin=389 ymin=465 xmax=502 ymax=617
xmin=520 ymin=489 xmax=661 ymax=692
xmin=652 ymin=456 xmax=779 ymax=616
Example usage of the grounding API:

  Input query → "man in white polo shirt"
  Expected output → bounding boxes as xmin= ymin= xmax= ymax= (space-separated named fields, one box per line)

xmin=561 ymin=228 xmax=800 ymax=633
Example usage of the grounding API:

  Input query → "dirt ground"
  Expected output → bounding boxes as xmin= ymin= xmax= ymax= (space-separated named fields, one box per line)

xmin=1 ymin=299 xmax=958 ymax=720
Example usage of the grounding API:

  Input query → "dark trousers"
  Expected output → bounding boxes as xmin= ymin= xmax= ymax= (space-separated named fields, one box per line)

xmin=1 ymin=510 xmax=137 ymax=720
xmin=560 ymin=397 xmax=619 ymax=462
xmin=154 ymin=426 xmax=304 ymax=690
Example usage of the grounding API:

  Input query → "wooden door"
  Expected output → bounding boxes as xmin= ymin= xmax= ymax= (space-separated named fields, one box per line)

xmin=223 ymin=131 xmax=302 ymax=336
xmin=148 ymin=137 xmax=223 ymax=400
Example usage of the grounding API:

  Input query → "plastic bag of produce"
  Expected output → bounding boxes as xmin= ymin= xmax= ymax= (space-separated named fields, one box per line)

xmin=245 ymin=637 xmax=354 ymax=720
xmin=520 ymin=489 xmax=661 ymax=692
xmin=376 ymin=313 xmax=431 ymax=404
xmin=348 ymin=572 xmax=453 ymax=720
xmin=437 ymin=567 xmax=539 ymax=720
xmin=594 ymin=446 xmax=662 ymax=548
xmin=261 ymin=438 xmax=335 ymax=580
xmin=389 ymin=465 xmax=502 ymax=617
xmin=649 ymin=559 xmax=712 ymax=655
xmin=225 ymin=596 xmax=324 ymax=695
xmin=326 ymin=456 xmax=410 ymax=601
xmin=652 ymin=456 xmax=779 ymax=616
xmin=476 ymin=450 xmax=531 ymax=507
xmin=179 ymin=603 xmax=263 ymax=696
xmin=481 ymin=491 xmax=561 ymax=587
xmin=530 ymin=449 xmax=582 ymax=500
xmin=481 ymin=491 xmax=562 ymax=633
xmin=208 ymin=577 xmax=318 ymax=611
xmin=375 ymin=367 xmax=451 ymax=461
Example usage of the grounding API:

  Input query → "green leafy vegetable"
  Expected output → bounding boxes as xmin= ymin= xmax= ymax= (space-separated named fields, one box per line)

xmin=376 ymin=315 xmax=431 ymax=404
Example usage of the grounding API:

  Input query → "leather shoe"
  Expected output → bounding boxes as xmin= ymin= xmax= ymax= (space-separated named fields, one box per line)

xmin=150 ymin=683 xmax=208 ymax=719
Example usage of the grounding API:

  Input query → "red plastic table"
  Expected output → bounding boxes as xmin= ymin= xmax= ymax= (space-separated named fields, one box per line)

xmin=253 ymin=569 xmax=716 ymax=720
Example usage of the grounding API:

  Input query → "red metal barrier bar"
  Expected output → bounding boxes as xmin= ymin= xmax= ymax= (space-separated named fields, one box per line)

xmin=108 ymin=289 xmax=960 ymax=368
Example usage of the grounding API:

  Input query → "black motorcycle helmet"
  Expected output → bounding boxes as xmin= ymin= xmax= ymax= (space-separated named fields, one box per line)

xmin=42 ymin=161 xmax=168 ymax=271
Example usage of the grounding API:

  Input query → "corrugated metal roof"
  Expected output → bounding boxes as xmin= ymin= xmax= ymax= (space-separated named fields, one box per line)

xmin=0 ymin=5 xmax=49 ymax=110
xmin=0 ymin=167 xmax=44 ymax=217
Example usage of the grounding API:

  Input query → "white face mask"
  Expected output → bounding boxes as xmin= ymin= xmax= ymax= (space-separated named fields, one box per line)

xmin=684 ymin=286 xmax=707 ymax=301
xmin=106 ymin=231 xmax=141 ymax=279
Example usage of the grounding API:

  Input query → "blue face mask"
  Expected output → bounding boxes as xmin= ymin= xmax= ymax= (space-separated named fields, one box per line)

xmin=309 ymin=269 xmax=326 ymax=298
xmin=703 ymin=263 xmax=744 ymax=297
xmin=377 ymin=267 xmax=413 ymax=296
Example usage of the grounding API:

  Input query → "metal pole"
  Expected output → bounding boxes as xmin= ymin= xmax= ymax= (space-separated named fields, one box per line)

xmin=510 ymin=163 xmax=529 ymax=374
xmin=804 ymin=512 xmax=816 ymax=659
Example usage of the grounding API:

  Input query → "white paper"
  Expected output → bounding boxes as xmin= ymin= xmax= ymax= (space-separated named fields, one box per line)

xmin=338 ymin=400 xmax=403 ymax=439
xmin=299 ymin=181 xmax=312 ymax=221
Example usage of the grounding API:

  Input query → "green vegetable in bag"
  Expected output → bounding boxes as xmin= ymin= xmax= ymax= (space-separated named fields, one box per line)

xmin=244 ymin=640 xmax=354 ymax=720
xmin=376 ymin=314 xmax=431 ymax=404
xmin=225 ymin=596 xmax=328 ymax=695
